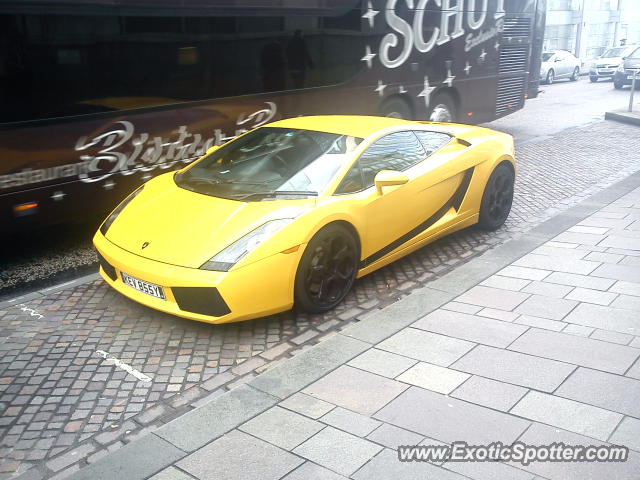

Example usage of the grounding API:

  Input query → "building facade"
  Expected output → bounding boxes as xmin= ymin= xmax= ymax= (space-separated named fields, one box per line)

xmin=544 ymin=0 xmax=640 ymax=61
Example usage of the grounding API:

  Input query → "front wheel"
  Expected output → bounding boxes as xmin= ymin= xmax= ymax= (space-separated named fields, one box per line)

xmin=294 ymin=224 xmax=359 ymax=313
xmin=590 ymin=76 xmax=598 ymax=83
xmin=570 ymin=67 xmax=580 ymax=81
xmin=614 ymin=80 xmax=624 ymax=90
xmin=478 ymin=163 xmax=514 ymax=231
xmin=545 ymin=70 xmax=555 ymax=85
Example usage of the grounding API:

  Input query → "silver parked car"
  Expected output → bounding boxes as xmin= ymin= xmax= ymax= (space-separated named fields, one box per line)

xmin=590 ymin=45 xmax=639 ymax=82
xmin=540 ymin=50 xmax=581 ymax=84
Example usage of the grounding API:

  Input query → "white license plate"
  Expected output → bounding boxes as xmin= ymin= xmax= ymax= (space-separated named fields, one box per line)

xmin=628 ymin=75 xmax=639 ymax=80
xmin=120 ymin=272 xmax=165 ymax=299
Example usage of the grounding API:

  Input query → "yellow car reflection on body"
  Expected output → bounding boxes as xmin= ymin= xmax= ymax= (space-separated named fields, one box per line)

xmin=93 ymin=115 xmax=515 ymax=324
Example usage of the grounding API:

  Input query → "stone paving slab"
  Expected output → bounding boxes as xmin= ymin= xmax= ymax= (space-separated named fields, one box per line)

xmin=376 ymin=328 xmax=475 ymax=366
xmin=508 ymin=328 xmax=639 ymax=374
xmin=374 ymin=387 xmax=530 ymax=446
xmin=451 ymin=345 xmax=576 ymax=392
xmin=176 ymin=430 xmax=302 ymax=480
xmin=412 ymin=309 xmax=528 ymax=348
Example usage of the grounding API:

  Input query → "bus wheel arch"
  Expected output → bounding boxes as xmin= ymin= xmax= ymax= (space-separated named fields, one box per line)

xmin=378 ymin=95 xmax=414 ymax=119
xmin=428 ymin=89 xmax=458 ymax=123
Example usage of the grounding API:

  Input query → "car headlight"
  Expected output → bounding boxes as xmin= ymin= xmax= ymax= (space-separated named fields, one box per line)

xmin=99 ymin=186 xmax=144 ymax=235
xmin=201 ymin=218 xmax=296 ymax=271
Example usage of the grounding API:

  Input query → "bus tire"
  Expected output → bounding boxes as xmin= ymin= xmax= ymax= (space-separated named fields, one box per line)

xmin=379 ymin=97 xmax=413 ymax=119
xmin=428 ymin=93 xmax=457 ymax=123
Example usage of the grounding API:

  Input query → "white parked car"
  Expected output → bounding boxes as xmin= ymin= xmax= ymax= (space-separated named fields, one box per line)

xmin=590 ymin=45 xmax=639 ymax=82
xmin=540 ymin=50 xmax=581 ymax=84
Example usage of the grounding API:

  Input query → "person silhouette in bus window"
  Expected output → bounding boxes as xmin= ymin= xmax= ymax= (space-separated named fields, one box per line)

xmin=286 ymin=30 xmax=314 ymax=89
xmin=261 ymin=37 xmax=286 ymax=92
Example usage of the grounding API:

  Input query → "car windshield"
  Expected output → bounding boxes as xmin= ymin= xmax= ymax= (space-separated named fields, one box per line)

xmin=629 ymin=48 xmax=640 ymax=59
xmin=175 ymin=127 xmax=363 ymax=201
xmin=602 ymin=47 xmax=626 ymax=58
xmin=542 ymin=52 xmax=555 ymax=61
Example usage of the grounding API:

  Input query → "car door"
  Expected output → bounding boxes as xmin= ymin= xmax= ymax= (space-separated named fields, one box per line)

xmin=554 ymin=52 xmax=568 ymax=77
xmin=335 ymin=130 xmax=461 ymax=267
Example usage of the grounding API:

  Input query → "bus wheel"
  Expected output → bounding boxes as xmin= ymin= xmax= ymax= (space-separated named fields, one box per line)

xmin=379 ymin=97 xmax=413 ymax=119
xmin=428 ymin=94 xmax=456 ymax=123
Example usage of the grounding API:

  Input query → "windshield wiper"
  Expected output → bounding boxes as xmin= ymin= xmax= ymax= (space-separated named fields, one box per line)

xmin=234 ymin=190 xmax=318 ymax=201
xmin=185 ymin=177 xmax=268 ymax=186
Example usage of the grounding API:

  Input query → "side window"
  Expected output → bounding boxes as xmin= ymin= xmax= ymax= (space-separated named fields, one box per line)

xmin=335 ymin=161 xmax=364 ymax=194
xmin=413 ymin=131 xmax=452 ymax=155
xmin=359 ymin=131 xmax=426 ymax=188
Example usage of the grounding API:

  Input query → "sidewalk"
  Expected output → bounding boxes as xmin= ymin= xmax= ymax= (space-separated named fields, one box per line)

xmin=58 ymin=173 xmax=640 ymax=480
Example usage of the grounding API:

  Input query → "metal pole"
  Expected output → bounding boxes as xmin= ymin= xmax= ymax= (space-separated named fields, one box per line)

xmin=629 ymin=72 xmax=637 ymax=113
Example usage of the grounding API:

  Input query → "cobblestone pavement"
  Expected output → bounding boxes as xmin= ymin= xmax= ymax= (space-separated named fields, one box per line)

xmin=1 ymin=119 xmax=640 ymax=479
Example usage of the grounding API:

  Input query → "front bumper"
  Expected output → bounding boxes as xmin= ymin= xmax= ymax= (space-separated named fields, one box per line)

xmin=93 ymin=231 xmax=303 ymax=324
xmin=614 ymin=70 xmax=640 ymax=86
xmin=590 ymin=67 xmax=616 ymax=78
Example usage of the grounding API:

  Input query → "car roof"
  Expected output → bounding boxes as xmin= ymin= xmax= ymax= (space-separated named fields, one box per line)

xmin=266 ymin=115 xmax=418 ymax=138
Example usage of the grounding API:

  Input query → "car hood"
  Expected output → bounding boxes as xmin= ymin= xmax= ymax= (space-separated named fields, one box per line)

xmin=596 ymin=56 xmax=623 ymax=65
xmin=105 ymin=173 xmax=314 ymax=268
xmin=624 ymin=58 xmax=640 ymax=69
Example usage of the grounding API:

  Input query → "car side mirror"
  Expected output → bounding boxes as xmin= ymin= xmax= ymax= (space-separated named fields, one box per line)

xmin=622 ymin=56 xmax=627 ymax=60
xmin=555 ymin=57 xmax=563 ymax=62
xmin=374 ymin=170 xmax=409 ymax=195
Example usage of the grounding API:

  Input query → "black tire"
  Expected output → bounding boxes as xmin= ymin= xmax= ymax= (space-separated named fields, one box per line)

xmin=478 ymin=163 xmax=514 ymax=231
xmin=379 ymin=97 xmax=413 ymax=119
xmin=428 ymin=93 xmax=457 ymax=123
xmin=545 ymin=69 xmax=554 ymax=85
xmin=294 ymin=224 xmax=359 ymax=314
xmin=570 ymin=67 xmax=579 ymax=81
xmin=614 ymin=80 xmax=624 ymax=89
xmin=590 ymin=76 xmax=598 ymax=83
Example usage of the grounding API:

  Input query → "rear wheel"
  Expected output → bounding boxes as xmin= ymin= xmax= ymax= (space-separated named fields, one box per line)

xmin=294 ymin=224 xmax=359 ymax=313
xmin=478 ymin=163 xmax=514 ymax=231
xmin=428 ymin=93 xmax=457 ymax=123
xmin=614 ymin=80 xmax=624 ymax=89
xmin=570 ymin=67 xmax=580 ymax=81
xmin=545 ymin=69 xmax=555 ymax=85
xmin=379 ymin=97 xmax=412 ymax=119
xmin=590 ymin=75 xmax=598 ymax=83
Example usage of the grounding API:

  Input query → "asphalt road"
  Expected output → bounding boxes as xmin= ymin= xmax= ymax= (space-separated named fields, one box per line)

xmin=487 ymin=75 xmax=635 ymax=143
xmin=2 ymin=78 xmax=640 ymax=479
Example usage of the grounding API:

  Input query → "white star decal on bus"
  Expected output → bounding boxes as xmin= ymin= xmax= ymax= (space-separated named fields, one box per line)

xmin=464 ymin=62 xmax=472 ymax=75
xmin=103 ymin=179 xmax=115 ymax=190
xmin=417 ymin=76 xmax=436 ymax=108
xmin=478 ymin=48 xmax=487 ymax=64
xmin=444 ymin=67 xmax=456 ymax=87
xmin=374 ymin=80 xmax=387 ymax=97
xmin=361 ymin=45 xmax=376 ymax=69
xmin=51 ymin=190 xmax=66 ymax=201
xmin=362 ymin=1 xmax=379 ymax=28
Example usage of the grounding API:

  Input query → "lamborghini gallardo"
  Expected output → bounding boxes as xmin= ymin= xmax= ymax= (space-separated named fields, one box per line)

xmin=94 ymin=116 xmax=515 ymax=323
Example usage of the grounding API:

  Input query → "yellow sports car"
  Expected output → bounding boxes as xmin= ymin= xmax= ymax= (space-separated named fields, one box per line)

xmin=94 ymin=116 xmax=515 ymax=324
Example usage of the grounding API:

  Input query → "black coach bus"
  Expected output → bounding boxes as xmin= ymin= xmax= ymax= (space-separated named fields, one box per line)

xmin=0 ymin=0 xmax=546 ymax=233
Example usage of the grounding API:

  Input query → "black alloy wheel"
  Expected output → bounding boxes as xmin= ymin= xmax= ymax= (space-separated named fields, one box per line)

xmin=478 ymin=163 xmax=514 ymax=231
xmin=294 ymin=224 xmax=359 ymax=313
